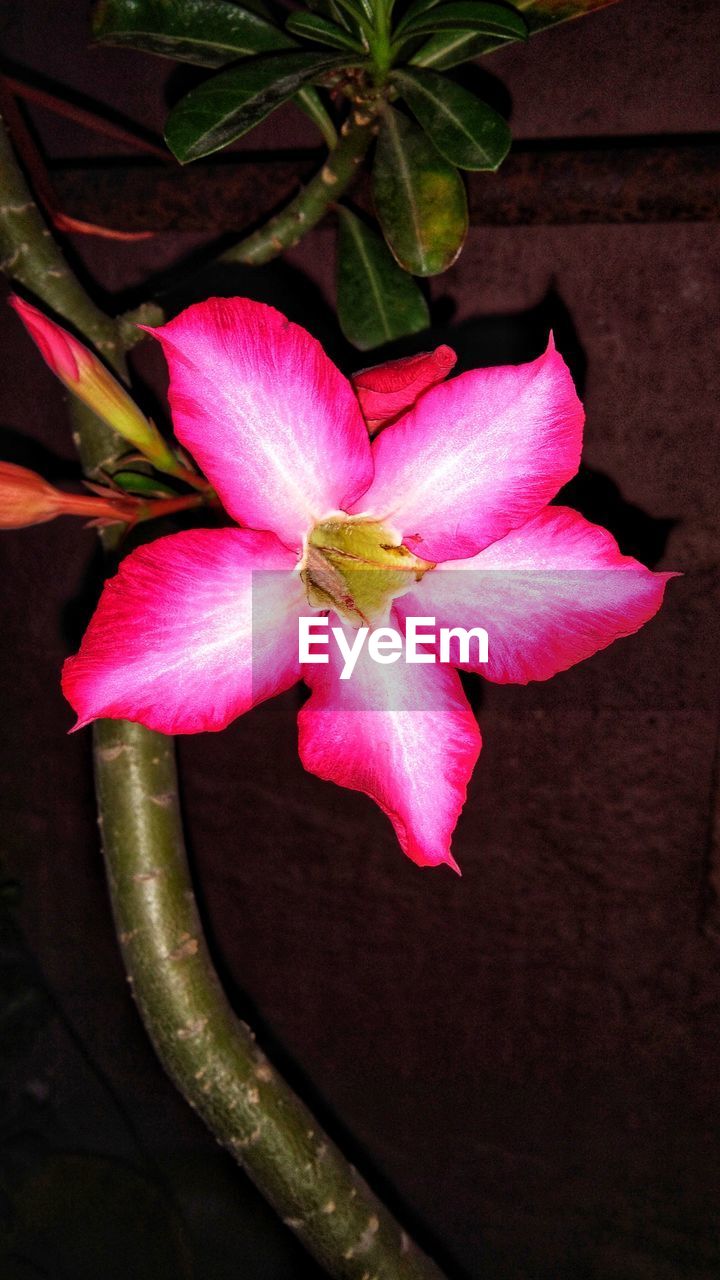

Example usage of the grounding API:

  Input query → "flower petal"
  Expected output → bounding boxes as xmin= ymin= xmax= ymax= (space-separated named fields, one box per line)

xmin=351 ymin=345 xmax=457 ymax=434
xmin=298 ymin=615 xmax=481 ymax=869
xmin=146 ymin=298 xmax=373 ymax=548
xmin=395 ymin=506 xmax=675 ymax=683
xmin=352 ymin=337 xmax=584 ymax=561
xmin=63 ymin=528 xmax=305 ymax=733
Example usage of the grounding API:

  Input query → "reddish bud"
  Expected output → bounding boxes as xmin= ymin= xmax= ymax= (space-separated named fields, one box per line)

xmin=0 ymin=461 xmax=138 ymax=529
xmin=0 ymin=462 xmax=65 ymax=528
xmin=9 ymin=296 xmax=179 ymax=473
xmin=351 ymin=345 xmax=457 ymax=435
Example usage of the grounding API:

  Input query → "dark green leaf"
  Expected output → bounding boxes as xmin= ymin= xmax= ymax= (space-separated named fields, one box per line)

xmin=372 ymin=105 xmax=467 ymax=276
xmin=294 ymin=86 xmax=338 ymax=147
xmin=92 ymin=0 xmax=339 ymax=149
xmin=411 ymin=0 xmax=614 ymax=68
xmin=164 ymin=51 xmax=346 ymax=162
xmin=336 ymin=0 xmax=374 ymax=26
xmin=396 ymin=0 xmax=526 ymax=40
xmin=515 ymin=0 xmax=619 ymax=35
xmin=304 ymin=0 xmax=358 ymax=35
xmin=410 ymin=29 xmax=496 ymax=68
xmin=306 ymin=0 xmax=371 ymax=34
xmin=392 ymin=67 xmax=510 ymax=169
xmin=286 ymin=11 xmax=366 ymax=52
xmin=112 ymin=470 xmax=178 ymax=495
xmin=394 ymin=0 xmax=444 ymax=26
xmin=336 ymin=207 xmax=430 ymax=349
xmin=92 ymin=0 xmax=289 ymax=68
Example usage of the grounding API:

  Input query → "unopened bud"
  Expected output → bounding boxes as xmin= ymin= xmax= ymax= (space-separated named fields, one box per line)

xmin=352 ymin=345 xmax=457 ymax=435
xmin=0 ymin=461 xmax=137 ymax=529
xmin=10 ymin=296 xmax=180 ymax=474
xmin=0 ymin=461 xmax=65 ymax=528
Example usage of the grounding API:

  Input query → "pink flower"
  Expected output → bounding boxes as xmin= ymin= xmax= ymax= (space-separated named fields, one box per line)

xmin=351 ymin=346 xmax=457 ymax=434
xmin=62 ymin=298 xmax=673 ymax=871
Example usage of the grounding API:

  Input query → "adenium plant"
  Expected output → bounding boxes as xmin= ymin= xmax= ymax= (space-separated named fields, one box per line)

xmin=26 ymin=294 xmax=672 ymax=871
xmin=0 ymin=2 xmax=673 ymax=1269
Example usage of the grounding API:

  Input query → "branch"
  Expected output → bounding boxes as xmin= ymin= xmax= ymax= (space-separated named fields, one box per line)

xmin=0 ymin=110 xmax=126 ymax=476
xmin=95 ymin=720 xmax=446 ymax=1280
xmin=221 ymin=108 xmax=378 ymax=266
xmin=0 ymin=105 xmax=448 ymax=1280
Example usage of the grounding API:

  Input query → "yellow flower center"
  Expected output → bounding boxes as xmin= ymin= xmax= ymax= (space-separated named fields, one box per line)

xmin=301 ymin=514 xmax=434 ymax=627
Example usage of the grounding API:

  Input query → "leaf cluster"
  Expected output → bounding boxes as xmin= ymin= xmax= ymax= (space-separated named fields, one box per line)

xmin=92 ymin=0 xmax=606 ymax=347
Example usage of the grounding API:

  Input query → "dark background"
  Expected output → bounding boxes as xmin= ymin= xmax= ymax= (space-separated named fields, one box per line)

xmin=1 ymin=1 xmax=719 ymax=1276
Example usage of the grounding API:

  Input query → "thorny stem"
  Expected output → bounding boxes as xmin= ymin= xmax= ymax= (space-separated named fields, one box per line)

xmin=0 ymin=106 xmax=449 ymax=1280
xmin=221 ymin=107 xmax=379 ymax=267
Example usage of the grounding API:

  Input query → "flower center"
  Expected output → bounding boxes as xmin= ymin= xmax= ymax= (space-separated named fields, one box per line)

xmin=301 ymin=514 xmax=434 ymax=627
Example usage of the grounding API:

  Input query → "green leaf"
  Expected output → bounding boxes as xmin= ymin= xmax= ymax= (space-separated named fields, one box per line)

xmin=331 ymin=0 xmax=374 ymax=27
xmin=372 ymin=105 xmax=467 ymax=276
xmin=514 ymin=0 xmax=618 ymax=34
xmin=396 ymin=0 xmax=526 ymax=40
xmin=92 ymin=0 xmax=339 ymax=149
xmin=92 ymin=0 xmax=290 ymax=67
xmin=286 ymin=11 xmax=366 ymax=52
xmin=112 ymin=470 xmax=178 ymax=495
xmin=294 ymin=85 xmax=338 ymax=147
xmin=411 ymin=0 xmax=615 ymax=68
xmin=164 ymin=51 xmax=346 ymax=162
xmin=303 ymin=0 xmax=359 ymax=35
xmin=336 ymin=207 xmax=430 ymax=350
xmin=394 ymin=0 xmax=444 ymax=26
xmin=392 ymin=67 xmax=510 ymax=170
xmin=410 ymin=29 xmax=492 ymax=68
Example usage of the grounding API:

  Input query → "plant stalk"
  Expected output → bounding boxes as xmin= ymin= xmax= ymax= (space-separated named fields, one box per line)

xmin=0 ymin=106 xmax=448 ymax=1280
xmin=221 ymin=108 xmax=379 ymax=266
xmin=0 ymin=116 xmax=127 ymax=476
xmin=95 ymin=720 xmax=445 ymax=1280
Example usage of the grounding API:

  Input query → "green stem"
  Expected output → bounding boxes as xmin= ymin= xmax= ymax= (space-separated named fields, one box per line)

xmin=371 ymin=0 xmax=393 ymax=82
xmin=0 ymin=121 xmax=119 ymax=362
xmin=118 ymin=299 xmax=166 ymax=348
xmin=95 ymin=721 xmax=445 ymax=1280
xmin=0 ymin=105 xmax=449 ymax=1280
xmin=0 ymin=113 xmax=126 ymax=477
xmin=221 ymin=108 xmax=379 ymax=267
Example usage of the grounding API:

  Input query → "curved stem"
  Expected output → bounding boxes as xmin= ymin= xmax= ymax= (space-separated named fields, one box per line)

xmin=0 ymin=112 xmax=127 ymax=477
xmin=221 ymin=108 xmax=379 ymax=267
xmin=0 ymin=119 xmax=120 ymax=360
xmin=95 ymin=720 xmax=445 ymax=1280
xmin=0 ymin=103 xmax=449 ymax=1280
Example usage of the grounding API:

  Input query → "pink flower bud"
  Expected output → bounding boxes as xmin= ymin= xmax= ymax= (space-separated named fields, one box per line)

xmin=9 ymin=296 xmax=178 ymax=472
xmin=351 ymin=345 xmax=457 ymax=434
